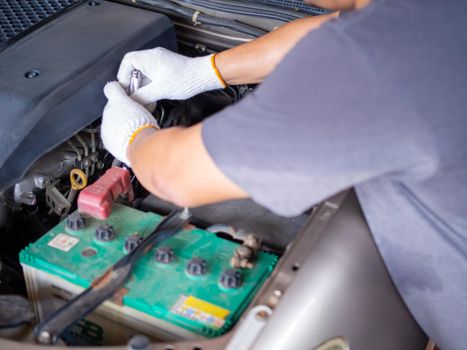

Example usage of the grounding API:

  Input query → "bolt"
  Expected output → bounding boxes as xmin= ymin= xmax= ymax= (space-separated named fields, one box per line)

xmin=273 ymin=289 xmax=283 ymax=298
xmin=255 ymin=310 xmax=269 ymax=321
xmin=127 ymin=334 xmax=150 ymax=350
xmin=24 ymin=69 xmax=40 ymax=78
xmin=195 ymin=43 xmax=207 ymax=52
xmin=38 ymin=330 xmax=52 ymax=344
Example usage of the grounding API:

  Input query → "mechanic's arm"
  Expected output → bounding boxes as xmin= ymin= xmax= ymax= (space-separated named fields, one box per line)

xmin=101 ymin=82 xmax=247 ymax=207
xmin=128 ymin=126 xmax=247 ymax=206
xmin=117 ymin=13 xmax=338 ymax=105
xmin=215 ymin=14 xmax=338 ymax=85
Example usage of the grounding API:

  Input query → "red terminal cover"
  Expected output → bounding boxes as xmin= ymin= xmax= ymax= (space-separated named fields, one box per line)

xmin=78 ymin=167 xmax=134 ymax=220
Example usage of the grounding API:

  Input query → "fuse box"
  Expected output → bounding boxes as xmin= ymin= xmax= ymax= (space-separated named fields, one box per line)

xmin=20 ymin=204 xmax=277 ymax=345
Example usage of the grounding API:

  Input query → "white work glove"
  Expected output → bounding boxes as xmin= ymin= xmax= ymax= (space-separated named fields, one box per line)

xmin=117 ymin=47 xmax=226 ymax=105
xmin=101 ymin=81 xmax=159 ymax=166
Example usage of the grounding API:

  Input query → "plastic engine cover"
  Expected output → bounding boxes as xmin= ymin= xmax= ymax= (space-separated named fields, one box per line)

xmin=0 ymin=1 xmax=176 ymax=191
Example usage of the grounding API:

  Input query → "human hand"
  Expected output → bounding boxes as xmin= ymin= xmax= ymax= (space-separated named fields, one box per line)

xmin=101 ymin=81 xmax=159 ymax=165
xmin=117 ymin=47 xmax=225 ymax=105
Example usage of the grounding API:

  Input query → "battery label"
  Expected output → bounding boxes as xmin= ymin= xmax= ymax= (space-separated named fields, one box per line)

xmin=48 ymin=233 xmax=79 ymax=252
xmin=171 ymin=295 xmax=230 ymax=329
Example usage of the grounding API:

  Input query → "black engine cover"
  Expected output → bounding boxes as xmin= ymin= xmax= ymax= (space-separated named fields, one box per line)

xmin=0 ymin=1 xmax=176 ymax=190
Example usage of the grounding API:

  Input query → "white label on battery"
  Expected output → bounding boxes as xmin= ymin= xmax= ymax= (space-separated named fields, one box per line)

xmin=48 ymin=233 xmax=79 ymax=252
xmin=171 ymin=295 xmax=229 ymax=329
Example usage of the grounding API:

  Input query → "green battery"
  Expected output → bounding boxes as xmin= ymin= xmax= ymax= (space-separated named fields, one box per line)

xmin=20 ymin=204 xmax=277 ymax=345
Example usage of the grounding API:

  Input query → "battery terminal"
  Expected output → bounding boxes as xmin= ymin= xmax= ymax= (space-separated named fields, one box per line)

xmin=231 ymin=234 xmax=261 ymax=269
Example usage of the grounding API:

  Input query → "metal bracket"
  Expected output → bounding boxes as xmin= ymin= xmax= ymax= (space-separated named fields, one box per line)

xmin=45 ymin=185 xmax=71 ymax=216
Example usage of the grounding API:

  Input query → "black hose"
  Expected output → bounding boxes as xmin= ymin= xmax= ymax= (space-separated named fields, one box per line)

xmin=181 ymin=0 xmax=303 ymax=22
xmin=197 ymin=13 xmax=267 ymax=36
xmin=141 ymin=0 xmax=267 ymax=37
xmin=249 ymin=0 xmax=327 ymax=15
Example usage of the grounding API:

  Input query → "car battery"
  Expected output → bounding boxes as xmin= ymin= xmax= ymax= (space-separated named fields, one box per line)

xmin=20 ymin=204 xmax=277 ymax=345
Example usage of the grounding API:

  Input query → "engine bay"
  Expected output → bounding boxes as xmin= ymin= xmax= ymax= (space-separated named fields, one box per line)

xmin=0 ymin=0 xmax=307 ymax=345
xmin=0 ymin=1 xmax=428 ymax=349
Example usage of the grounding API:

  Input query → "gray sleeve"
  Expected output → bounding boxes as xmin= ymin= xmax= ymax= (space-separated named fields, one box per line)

xmin=202 ymin=23 xmax=427 ymax=217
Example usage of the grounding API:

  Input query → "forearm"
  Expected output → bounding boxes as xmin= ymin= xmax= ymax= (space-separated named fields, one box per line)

xmin=215 ymin=13 xmax=338 ymax=85
xmin=127 ymin=128 xmax=174 ymax=201
xmin=128 ymin=124 xmax=247 ymax=207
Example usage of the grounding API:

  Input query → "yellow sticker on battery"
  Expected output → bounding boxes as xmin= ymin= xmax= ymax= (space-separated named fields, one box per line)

xmin=171 ymin=295 xmax=230 ymax=329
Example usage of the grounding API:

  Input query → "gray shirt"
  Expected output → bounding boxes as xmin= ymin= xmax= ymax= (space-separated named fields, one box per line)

xmin=202 ymin=0 xmax=467 ymax=348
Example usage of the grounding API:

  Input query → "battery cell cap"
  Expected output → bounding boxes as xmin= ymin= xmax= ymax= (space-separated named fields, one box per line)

xmin=125 ymin=233 xmax=144 ymax=253
xmin=186 ymin=257 xmax=208 ymax=276
xmin=66 ymin=212 xmax=86 ymax=231
xmin=155 ymin=246 xmax=175 ymax=264
xmin=220 ymin=268 xmax=242 ymax=288
xmin=95 ymin=224 xmax=115 ymax=242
